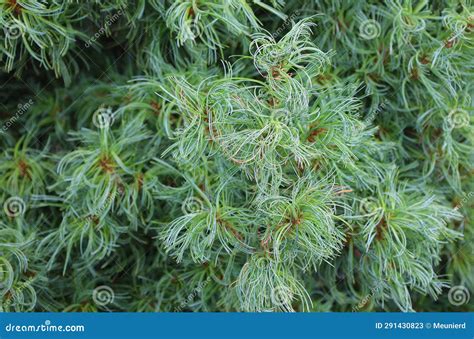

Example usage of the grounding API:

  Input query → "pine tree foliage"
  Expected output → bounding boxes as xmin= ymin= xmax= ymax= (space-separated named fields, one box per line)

xmin=0 ymin=0 xmax=472 ymax=312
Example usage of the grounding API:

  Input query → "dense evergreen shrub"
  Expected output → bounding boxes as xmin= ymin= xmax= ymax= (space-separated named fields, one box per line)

xmin=0 ymin=0 xmax=472 ymax=312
